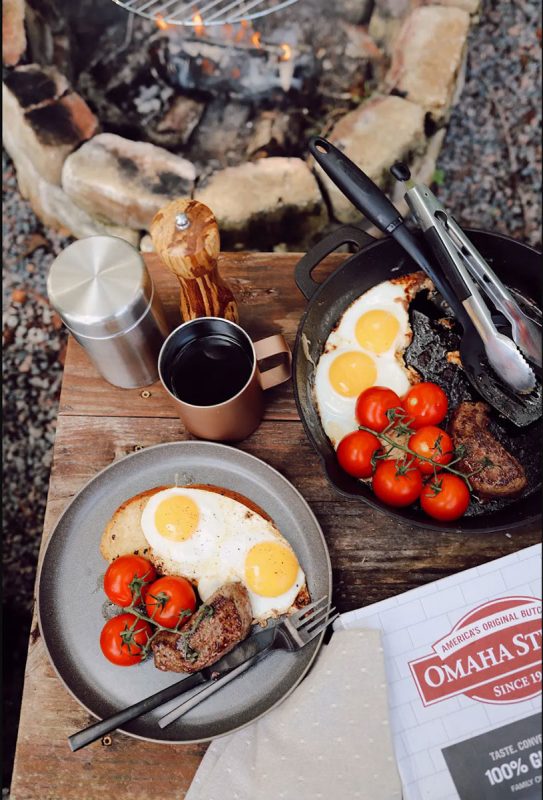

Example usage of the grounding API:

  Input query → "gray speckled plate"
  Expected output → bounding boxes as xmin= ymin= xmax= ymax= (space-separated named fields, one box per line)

xmin=37 ymin=441 xmax=332 ymax=744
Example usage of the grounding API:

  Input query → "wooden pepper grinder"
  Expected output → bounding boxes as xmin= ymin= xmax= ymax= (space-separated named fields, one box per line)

xmin=150 ymin=199 xmax=239 ymax=323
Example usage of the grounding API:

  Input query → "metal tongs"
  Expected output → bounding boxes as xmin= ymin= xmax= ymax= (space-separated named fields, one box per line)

xmin=392 ymin=165 xmax=541 ymax=394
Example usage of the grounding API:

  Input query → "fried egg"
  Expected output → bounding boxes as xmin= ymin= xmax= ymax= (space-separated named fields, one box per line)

xmin=198 ymin=527 xmax=306 ymax=624
xmin=140 ymin=486 xmax=306 ymax=623
xmin=140 ymin=487 xmax=224 ymax=580
xmin=314 ymin=274 xmax=429 ymax=447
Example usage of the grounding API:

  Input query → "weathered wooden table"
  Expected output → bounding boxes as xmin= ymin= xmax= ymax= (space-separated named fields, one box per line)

xmin=11 ymin=253 xmax=539 ymax=800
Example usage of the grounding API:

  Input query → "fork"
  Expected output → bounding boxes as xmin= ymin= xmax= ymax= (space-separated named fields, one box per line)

xmin=157 ymin=596 xmax=338 ymax=729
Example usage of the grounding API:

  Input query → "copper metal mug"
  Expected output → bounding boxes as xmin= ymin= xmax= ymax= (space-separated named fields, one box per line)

xmin=158 ymin=317 xmax=291 ymax=441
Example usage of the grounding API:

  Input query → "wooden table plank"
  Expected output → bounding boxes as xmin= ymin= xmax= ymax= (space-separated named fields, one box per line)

xmin=11 ymin=252 xmax=540 ymax=800
xmin=59 ymin=252 xmax=345 ymax=420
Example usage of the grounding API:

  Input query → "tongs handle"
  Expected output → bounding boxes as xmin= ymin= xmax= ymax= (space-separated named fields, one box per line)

xmin=405 ymin=185 xmax=537 ymax=393
xmin=405 ymin=187 xmax=499 ymax=334
xmin=423 ymin=227 xmax=471 ymax=303
xmin=422 ymin=223 xmax=497 ymax=340
xmin=436 ymin=214 xmax=522 ymax=313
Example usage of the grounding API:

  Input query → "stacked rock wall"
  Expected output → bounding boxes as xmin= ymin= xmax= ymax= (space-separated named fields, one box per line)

xmin=3 ymin=0 xmax=479 ymax=250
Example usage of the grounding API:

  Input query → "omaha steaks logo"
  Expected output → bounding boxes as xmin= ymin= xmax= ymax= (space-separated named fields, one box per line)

xmin=409 ymin=596 xmax=542 ymax=706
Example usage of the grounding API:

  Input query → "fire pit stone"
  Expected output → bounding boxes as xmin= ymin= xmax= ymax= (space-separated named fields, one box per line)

xmin=2 ymin=0 xmax=477 ymax=249
xmin=3 ymin=64 xmax=99 ymax=185
xmin=369 ymin=0 xmax=478 ymax=59
xmin=194 ymin=156 xmax=326 ymax=249
xmin=317 ymin=94 xmax=426 ymax=224
xmin=385 ymin=5 xmax=471 ymax=118
xmin=149 ymin=96 xmax=206 ymax=148
xmin=2 ymin=0 xmax=26 ymax=66
xmin=61 ymin=132 xmax=197 ymax=230
xmin=429 ymin=0 xmax=480 ymax=12
xmin=4 ymin=132 xmax=139 ymax=245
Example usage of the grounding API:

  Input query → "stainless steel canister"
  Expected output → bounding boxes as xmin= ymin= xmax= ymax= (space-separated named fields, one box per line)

xmin=47 ymin=236 xmax=170 ymax=388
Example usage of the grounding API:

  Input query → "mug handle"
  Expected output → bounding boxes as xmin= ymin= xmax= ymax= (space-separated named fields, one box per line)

xmin=254 ymin=335 xmax=292 ymax=390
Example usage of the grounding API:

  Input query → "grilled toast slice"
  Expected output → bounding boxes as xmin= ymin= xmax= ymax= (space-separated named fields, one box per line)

xmin=99 ymin=486 xmax=170 ymax=562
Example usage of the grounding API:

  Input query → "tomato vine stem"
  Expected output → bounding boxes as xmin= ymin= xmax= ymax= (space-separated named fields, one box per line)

xmin=121 ymin=582 xmax=195 ymax=660
xmin=358 ymin=407 xmax=492 ymax=492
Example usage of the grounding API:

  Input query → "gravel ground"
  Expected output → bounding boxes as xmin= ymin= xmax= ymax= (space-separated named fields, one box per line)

xmin=2 ymin=0 xmax=541 ymax=792
xmin=2 ymin=154 xmax=72 ymax=791
xmin=435 ymin=0 xmax=542 ymax=250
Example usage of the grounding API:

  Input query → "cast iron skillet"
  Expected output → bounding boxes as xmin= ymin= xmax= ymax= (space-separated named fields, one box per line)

xmin=293 ymin=224 xmax=542 ymax=533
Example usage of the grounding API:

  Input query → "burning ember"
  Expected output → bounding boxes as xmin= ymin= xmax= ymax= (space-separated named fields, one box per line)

xmin=154 ymin=7 xmax=293 ymax=70
xmin=279 ymin=43 xmax=292 ymax=62
xmin=193 ymin=13 xmax=205 ymax=36
xmin=237 ymin=18 xmax=250 ymax=42
xmin=147 ymin=5 xmax=313 ymax=103
xmin=277 ymin=41 xmax=295 ymax=91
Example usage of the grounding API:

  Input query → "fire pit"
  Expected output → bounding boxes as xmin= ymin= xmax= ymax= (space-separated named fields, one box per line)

xmin=74 ymin=0 xmax=373 ymax=170
xmin=3 ymin=0 xmax=476 ymax=248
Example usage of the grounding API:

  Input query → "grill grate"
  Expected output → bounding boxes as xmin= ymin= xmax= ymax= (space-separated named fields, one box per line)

xmin=111 ymin=0 xmax=300 ymax=26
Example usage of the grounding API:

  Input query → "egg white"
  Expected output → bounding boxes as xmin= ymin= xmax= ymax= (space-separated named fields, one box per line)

xmin=314 ymin=348 xmax=412 ymax=447
xmin=332 ymin=280 xmax=411 ymax=348
xmin=313 ymin=276 xmax=428 ymax=449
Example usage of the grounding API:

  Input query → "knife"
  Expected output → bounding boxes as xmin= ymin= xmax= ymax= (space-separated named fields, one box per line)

xmin=158 ymin=645 xmax=272 ymax=728
xmin=68 ymin=624 xmax=278 ymax=752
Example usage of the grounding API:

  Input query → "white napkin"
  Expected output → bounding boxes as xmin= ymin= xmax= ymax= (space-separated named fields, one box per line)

xmin=185 ymin=629 xmax=402 ymax=800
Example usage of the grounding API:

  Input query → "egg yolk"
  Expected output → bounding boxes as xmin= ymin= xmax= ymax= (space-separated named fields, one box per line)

xmin=329 ymin=351 xmax=377 ymax=397
xmin=155 ymin=495 xmax=199 ymax=541
xmin=355 ymin=310 xmax=400 ymax=354
xmin=245 ymin=541 xmax=299 ymax=597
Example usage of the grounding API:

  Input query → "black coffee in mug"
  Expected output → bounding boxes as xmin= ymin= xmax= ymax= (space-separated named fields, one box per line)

xmin=158 ymin=316 xmax=291 ymax=441
xmin=170 ymin=333 xmax=253 ymax=406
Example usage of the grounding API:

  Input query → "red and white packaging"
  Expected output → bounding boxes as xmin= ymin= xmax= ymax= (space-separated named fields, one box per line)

xmin=336 ymin=544 xmax=542 ymax=800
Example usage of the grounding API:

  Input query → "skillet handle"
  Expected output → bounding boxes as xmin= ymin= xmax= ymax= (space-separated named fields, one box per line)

xmin=295 ymin=225 xmax=375 ymax=300
xmin=309 ymin=137 xmax=404 ymax=234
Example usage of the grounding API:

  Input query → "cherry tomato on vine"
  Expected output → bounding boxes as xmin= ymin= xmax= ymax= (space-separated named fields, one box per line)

xmin=100 ymin=613 xmax=153 ymax=666
xmin=372 ymin=459 xmax=423 ymax=507
xmin=401 ymin=382 xmax=448 ymax=430
xmin=408 ymin=426 xmax=454 ymax=475
xmin=103 ymin=555 xmax=157 ymax=607
xmin=145 ymin=576 xmax=197 ymax=628
xmin=355 ymin=386 xmax=402 ymax=433
xmin=420 ymin=474 xmax=470 ymax=521
xmin=336 ymin=430 xmax=382 ymax=479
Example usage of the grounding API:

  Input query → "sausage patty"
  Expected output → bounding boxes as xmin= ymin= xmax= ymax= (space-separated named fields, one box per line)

xmin=152 ymin=582 xmax=253 ymax=673
xmin=449 ymin=402 xmax=527 ymax=499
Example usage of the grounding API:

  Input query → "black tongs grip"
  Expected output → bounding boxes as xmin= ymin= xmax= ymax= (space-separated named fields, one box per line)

xmin=423 ymin=226 xmax=471 ymax=304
